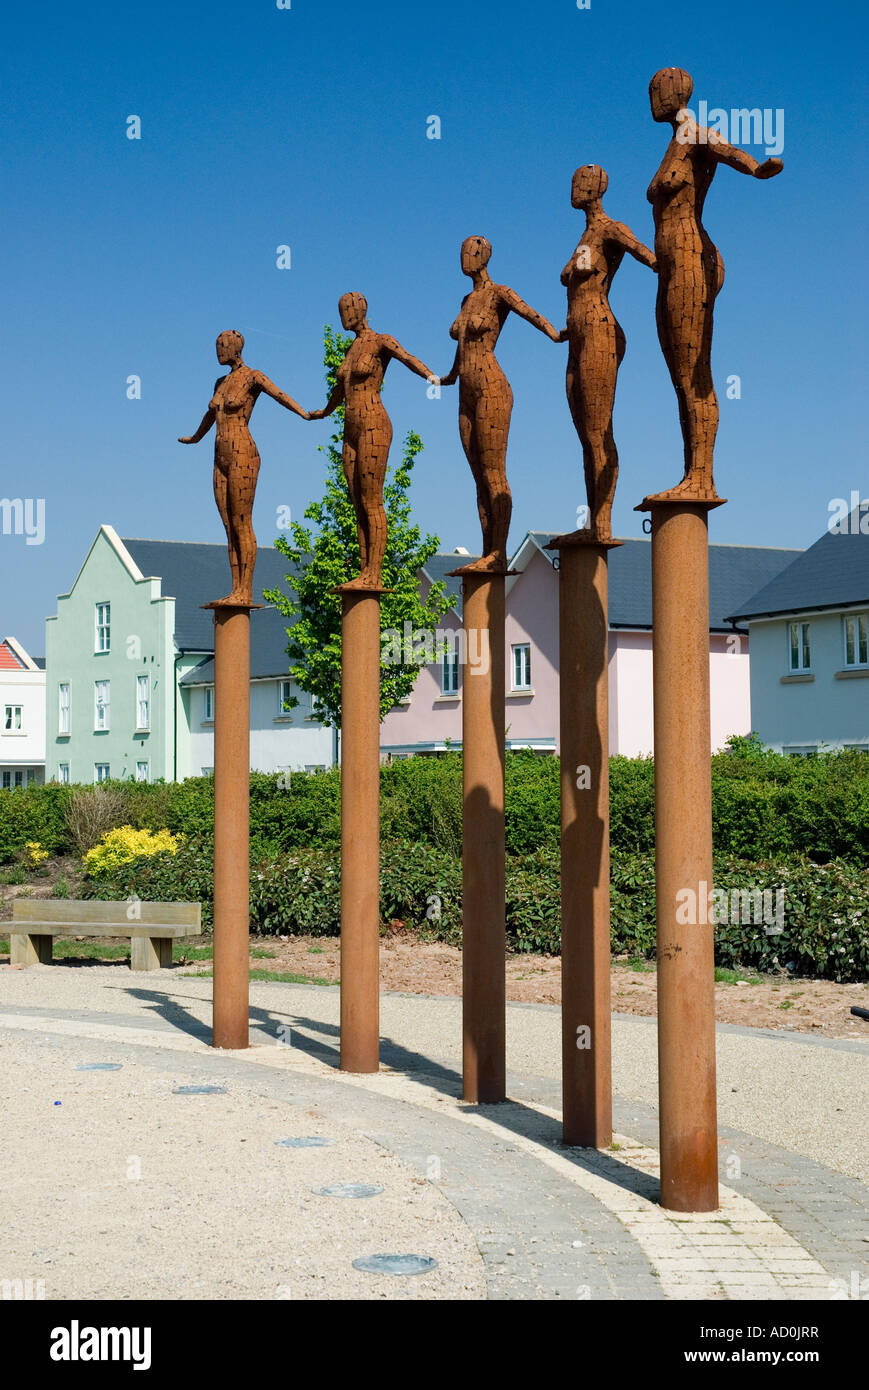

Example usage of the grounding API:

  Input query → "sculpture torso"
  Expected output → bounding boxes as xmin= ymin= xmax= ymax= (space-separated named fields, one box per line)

xmin=338 ymin=331 xmax=392 ymax=437
xmin=647 ymin=136 xmax=720 ymax=275
xmin=209 ymin=367 xmax=262 ymax=472
xmin=450 ymin=283 xmax=510 ymax=396
xmin=562 ymin=221 xmax=626 ymax=332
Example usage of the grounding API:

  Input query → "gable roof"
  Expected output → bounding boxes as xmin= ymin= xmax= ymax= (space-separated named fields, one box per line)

xmin=0 ymin=636 xmax=40 ymax=671
xmin=121 ymin=538 xmax=301 ymax=656
xmin=728 ymin=506 xmax=869 ymax=621
xmin=420 ymin=551 xmax=481 ymax=617
xmin=515 ymin=533 xmax=801 ymax=632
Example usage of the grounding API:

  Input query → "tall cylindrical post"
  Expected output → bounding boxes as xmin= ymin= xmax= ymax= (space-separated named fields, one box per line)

xmin=649 ymin=502 xmax=719 ymax=1211
xmin=460 ymin=572 xmax=506 ymax=1104
xmin=212 ymin=605 xmax=251 ymax=1050
xmin=340 ymin=590 xmax=381 ymax=1074
xmin=554 ymin=539 xmax=615 ymax=1147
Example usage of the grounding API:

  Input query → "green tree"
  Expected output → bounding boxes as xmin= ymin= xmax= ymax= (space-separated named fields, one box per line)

xmin=263 ymin=326 xmax=452 ymax=727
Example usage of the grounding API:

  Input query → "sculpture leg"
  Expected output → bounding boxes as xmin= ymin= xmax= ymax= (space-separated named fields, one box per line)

xmin=657 ymin=272 xmax=719 ymax=497
xmin=214 ymin=467 xmax=240 ymax=596
xmin=228 ymin=460 xmax=259 ymax=605
xmin=459 ymin=405 xmax=491 ymax=558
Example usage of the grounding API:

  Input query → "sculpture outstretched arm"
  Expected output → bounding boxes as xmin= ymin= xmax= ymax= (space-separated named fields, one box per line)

xmin=501 ymin=286 xmax=562 ymax=342
xmin=705 ymin=130 xmax=784 ymax=179
xmin=178 ymin=408 xmax=215 ymax=445
xmin=610 ymin=221 xmax=657 ymax=271
xmin=253 ymin=372 xmax=310 ymax=419
xmin=307 ymin=379 xmax=345 ymax=421
xmin=381 ymin=335 xmax=436 ymax=382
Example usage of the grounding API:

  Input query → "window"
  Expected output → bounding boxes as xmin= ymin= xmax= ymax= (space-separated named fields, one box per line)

xmin=304 ymin=764 xmax=326 ymax=773
xmin=204 ymin=686 xmax=214 ymax=720
xmin=136 ymin=675 xmax=150 ymax=730
xmin=94 ymin=680 xmax=110 ymax=730
xmin=14 ymin=770 xmax=24 ymax=787
xmin=201 ymin=766 xmax=214 ymax=777
xmin=3 ymin=705 xmax=22 ymax=732
xmin=95 ymin=602 xmax=111 ymax=652
xmin=512 ymin=643 xmax=532 ymax=691
xmin=135 ymin=761 xmax=150 ymax=783
xmin=58 ymin=763 xmax=70 ymax=784
xmin=788 ymin=622 xmax=811 ymax=672
xmin=1 ymin=771 xmax=10 ymax=788
xmin=442 ymin=650 xmax=459 ymax=695
xmin=58 ymin=682 xmax=70 ymax=734
xmin=784 ymin=745 xmax=817 ymax=758
xmin=94 ymin=763 xmax=110 ymax=782
xmin=844 ymin=613 xmax=869 ymax=668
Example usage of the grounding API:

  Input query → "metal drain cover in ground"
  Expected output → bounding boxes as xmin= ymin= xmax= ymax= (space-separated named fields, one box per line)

xmin=173 ymin=1084 xmax=227 ymax=1095
xmin=312 ymin=1182 xmax=384 ymax=1198
xmin=75 ymin=1063 xmax=123 ymax=1071
xmin=276 ymin=1137 xmax=333 ymax=1148
xmin=352 ymin=1255 xmax=438 ymax=1276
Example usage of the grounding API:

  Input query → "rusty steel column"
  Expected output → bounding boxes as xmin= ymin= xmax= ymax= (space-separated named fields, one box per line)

xmin=459 ymin=572 xmax=506 ymax=1104
xmin=549 ymin=536 xmax=618 ymax=1147
xmin=211 ymin=605 xmax=251 ymax=1050
xmin=339 ymin=590 xmax=381 ymax=1074
xmin=648 ymin=501 xmax=719 ymax=1211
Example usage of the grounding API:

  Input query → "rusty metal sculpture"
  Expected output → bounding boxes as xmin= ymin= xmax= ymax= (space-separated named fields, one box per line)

xmin=439 ymin=237 xmax=562 ymax=572
xmin=308 ymin=293 xmax=436 ymax=591
xmin=646 ymin=68 xmax=783 ymax=500
xmin=179 ymin=330 xmax=309 ymax=606
xmin=561 ymin=166 xmax=656 ymax=543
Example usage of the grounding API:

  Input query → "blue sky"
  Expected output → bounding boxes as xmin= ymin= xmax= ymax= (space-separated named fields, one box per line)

xmin=2 ymin=0 xmax=866 ymax=653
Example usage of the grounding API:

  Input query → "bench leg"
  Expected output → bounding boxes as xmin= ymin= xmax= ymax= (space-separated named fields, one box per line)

xmin=11 ymin=933 xmax=53 ymax=966
xmin=130 ymin=936 xmax=173 ymax=971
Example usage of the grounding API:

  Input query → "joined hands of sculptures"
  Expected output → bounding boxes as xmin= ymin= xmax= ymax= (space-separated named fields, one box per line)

xmin=179 ymin=330 xmax=309 ymax=606
xmin=439 ymin=236 xmax=561 ymax=573
xmin=308 ymin=293 xmax=436 ymax=591
xmin=646 ymin=67 xmax=782 ymax=504
xmin=560 ymin=165 xmax=656 ymax=544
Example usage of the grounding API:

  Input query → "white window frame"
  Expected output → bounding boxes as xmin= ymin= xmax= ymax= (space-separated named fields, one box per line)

xmin=278 ymin=679 xmax=293 ymax=713
xmin=136 ymin=674 xmax=150 ymax=730
xmin=95 ymin=602 xmax=111 ymax=653
xmin=94 ymin=679 xmax=110 ymax=731
xmin=3 ymin=705 xmax=23 ymax=733
xmin=58 ymin=762 xmax=70 ymax=784
xmin=94 ymin=762 xmax=110 ymax=783
xmin=442 ymin=650 xmax=459 ymax=695
xmin=1 ymin=771 xmax=10 ymax=789
xmin=135 ymin=760 xmax=150 ymax=783
xmin=843 ymin=612 xmax=869 ymax=669
xmin=204 ymin=686 xmax=214 ymax=721
xmin=58 ymin=682 xmax=70 ymax=734
xmin=788 ymin=621 xmax=811 ymax=673
xmin=511 ymin=643 xmax=532 ymax=691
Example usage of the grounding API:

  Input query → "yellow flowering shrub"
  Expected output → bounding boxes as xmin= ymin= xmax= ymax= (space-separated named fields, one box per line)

xmin=84 ymin=825 xmax=181 ymax=878
xmin=23 ymin=841 xmax=49 ymax=867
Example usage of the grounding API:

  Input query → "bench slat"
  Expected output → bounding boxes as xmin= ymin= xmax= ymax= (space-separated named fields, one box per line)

xmin=6 ymin=922 xmax=201 ymax=939
xmin=12 ymin=900 xmax=201 ymax=927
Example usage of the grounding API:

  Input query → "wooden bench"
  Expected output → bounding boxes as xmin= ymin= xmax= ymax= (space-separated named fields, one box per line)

xmin=9 ymin=899 xmax=202 ymax=971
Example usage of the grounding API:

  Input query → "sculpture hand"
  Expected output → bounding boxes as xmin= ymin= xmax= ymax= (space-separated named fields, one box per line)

xmin=178 ymin=436 xmax=196 ymax=444
xmin=557 ymin=328 xmax=569 ymax=343
xmin=306 ymin=409 xmax=326 ymax=420
xmin=755 ymin=158 xmax=783 ymax=179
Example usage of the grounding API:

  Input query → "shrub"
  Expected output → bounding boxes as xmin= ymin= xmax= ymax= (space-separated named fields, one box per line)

xmin=64 ymin=784 xmax=129 ymax=855
xmin=22 ymin=841 xmax=49 ymax=868
xmin=83 ymin=826 xmax=182 ymax=878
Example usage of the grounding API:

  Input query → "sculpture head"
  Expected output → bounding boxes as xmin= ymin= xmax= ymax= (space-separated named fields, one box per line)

xmin=216 ymin=330 xmax=245 ymax=365
xmin=339 ymin=292 xmax=368 ymax=332
xmin=649 ymin=67 xmax=693 ymax=123
xmin=460 ymin=236 xmax=492 ymax=277
xmin=571 ymin=165 xmax=608 ymax=209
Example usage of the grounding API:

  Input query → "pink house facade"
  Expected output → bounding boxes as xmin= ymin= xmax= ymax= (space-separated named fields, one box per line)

xmin=379 ymin=533 xmax=801 ymax=758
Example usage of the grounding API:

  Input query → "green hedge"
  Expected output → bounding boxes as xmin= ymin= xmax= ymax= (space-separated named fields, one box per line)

xmin=3 ymin=747 xmax=868 ymax=864
xmin=83 ymin=837 xmax=867 ymax=982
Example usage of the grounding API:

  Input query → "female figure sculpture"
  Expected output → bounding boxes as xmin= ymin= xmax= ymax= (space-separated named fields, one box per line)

xmin=439 ymin=237 xmax=562 ymax=572
xmin=561 ymin=165 xmax=656 ymax=542
xmin=307 ymin=293 xmax=436 ymax=589
xmin=179 ymin=330 xmax=309 ymax=605
xmin=647 ymin=67 xmax=783 ymax=499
